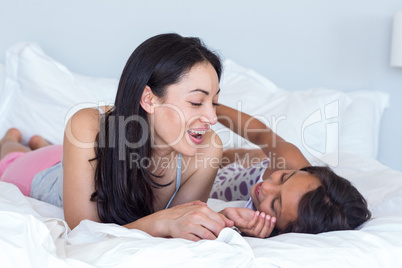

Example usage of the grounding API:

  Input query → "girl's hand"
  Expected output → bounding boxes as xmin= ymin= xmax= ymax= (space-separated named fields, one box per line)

xmin=148 ymin=201 xmax=234 ymax=241
xmin=221 ymin=207 xmax=276 ymax=238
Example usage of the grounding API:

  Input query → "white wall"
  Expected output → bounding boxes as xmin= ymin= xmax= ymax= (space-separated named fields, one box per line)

xmin=0 ymin=0 xmax=401 ymax=171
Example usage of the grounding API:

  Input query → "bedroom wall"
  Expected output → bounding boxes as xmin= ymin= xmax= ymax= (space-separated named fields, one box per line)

xmin=0 ymin=0 xmax=401 ymax=171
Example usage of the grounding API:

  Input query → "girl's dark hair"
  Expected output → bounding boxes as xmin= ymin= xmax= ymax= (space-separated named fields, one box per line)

xmin=90 ymin=33 xmax=222 ymax=225
xmin=281 ymin=166 xmax=371 ymax=234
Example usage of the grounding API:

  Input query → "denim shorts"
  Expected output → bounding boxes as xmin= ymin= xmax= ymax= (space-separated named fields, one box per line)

xmin=30 ymin=161 xmax=64 ymax=208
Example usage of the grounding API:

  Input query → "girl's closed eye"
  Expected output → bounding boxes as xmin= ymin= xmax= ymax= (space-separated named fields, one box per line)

xmin=271 ymin=197 xmax=277 ymax=212
xmin=281 ymin=172 xmax=286 ymax=182
xmin=272 ymin=173 xmax=286 ymax=212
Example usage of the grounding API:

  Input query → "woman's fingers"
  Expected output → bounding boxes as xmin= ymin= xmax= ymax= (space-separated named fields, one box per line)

xmin=196 ymin=205 xmax=234 ymax=230
xmin=176 ymin=200 xmax=206 ymax=207
xmin=189 ymin=210 xmax=223 ymax=237
xmin=176 ymin=222 xmax=218 ymax=241
xmin=190 ymin=225 xmax=218 ymax=241
xmin=219 ymin=213 xmax=235 ymax=227
xmin=169 ymin=204 xmax=228 ymax=239
xmin=190 ymin=200 xmax=208 ymax=206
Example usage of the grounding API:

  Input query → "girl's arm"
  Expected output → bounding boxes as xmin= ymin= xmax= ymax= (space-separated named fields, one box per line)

xmin=216 ymin=104 xmax=310 ymax=173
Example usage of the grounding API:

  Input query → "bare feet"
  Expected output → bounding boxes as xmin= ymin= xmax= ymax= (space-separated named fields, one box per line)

xmin=0 ymin=128 xmax=22 ymax=146
xmin=28 ymin=135 xmax=52 ymax=150
xmin=0 ymin=129 xmax=51 ymax=160
xmin=0 ymin=128 xmax=29 ymax=159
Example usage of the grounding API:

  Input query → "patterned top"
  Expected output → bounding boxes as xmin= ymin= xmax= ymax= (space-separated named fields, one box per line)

xmin=210 ymin=159 xmax=270 ymax=204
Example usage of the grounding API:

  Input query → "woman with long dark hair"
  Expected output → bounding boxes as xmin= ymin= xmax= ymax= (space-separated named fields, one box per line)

xmin=0 ymin=33 xmax=234 ymax=241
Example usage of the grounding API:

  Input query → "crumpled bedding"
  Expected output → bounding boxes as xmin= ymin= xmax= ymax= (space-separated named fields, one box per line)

xmin=1 ymin=152 xmax=402 ymax=267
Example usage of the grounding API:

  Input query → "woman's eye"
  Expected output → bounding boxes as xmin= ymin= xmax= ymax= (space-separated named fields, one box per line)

xmin=190 ymin=102 xmax=202 ymax=107
xmin=212 ymin=103 xmax=220 ymax=107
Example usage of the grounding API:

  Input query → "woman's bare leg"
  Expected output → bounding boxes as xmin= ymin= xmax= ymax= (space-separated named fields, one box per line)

xmin=0 ymin=128 xmax=31 ymax=160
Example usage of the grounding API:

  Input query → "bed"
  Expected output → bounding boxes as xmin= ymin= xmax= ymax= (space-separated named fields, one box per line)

xmin=1 ymin=43 xmax=401 ymax=267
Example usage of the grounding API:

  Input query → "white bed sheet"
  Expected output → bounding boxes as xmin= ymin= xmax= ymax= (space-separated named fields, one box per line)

xmin=1 ymin=152 xmax=402 ymax=267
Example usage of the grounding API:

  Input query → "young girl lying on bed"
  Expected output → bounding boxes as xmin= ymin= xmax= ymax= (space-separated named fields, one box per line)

xmin=0 ymin=33 xmax=234 ymax=242
xmin=214 ymin=104 xmax=372 ymax=238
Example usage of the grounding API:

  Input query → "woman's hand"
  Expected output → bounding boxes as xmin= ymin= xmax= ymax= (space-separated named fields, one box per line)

xmin=221 ymin=207 xmax=276 ymax=238
xmin=125 ymin=201 xmax=234 ymax=241
xmin=164 ymin=201 xmax=234 ymax=241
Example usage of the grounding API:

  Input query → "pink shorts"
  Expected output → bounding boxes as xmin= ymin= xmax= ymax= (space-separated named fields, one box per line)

xmin=0 ymin=145 xmax=63 ymax=196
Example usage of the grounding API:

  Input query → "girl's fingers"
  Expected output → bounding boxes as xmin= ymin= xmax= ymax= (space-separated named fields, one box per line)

xmin=252 ymin=212 xmax=266 ymax=234
xmin=268 ymin=217 xmax=276 ymax=236
xmin=261 ymin=215 xmax=276 ymax=238
xmin=259 ymin=215 xmax=272 ymax=238
xmin=246 ymin=211 xmax=259 ymax=229
xmin=237 ymin=211 xmax=276 ymax=238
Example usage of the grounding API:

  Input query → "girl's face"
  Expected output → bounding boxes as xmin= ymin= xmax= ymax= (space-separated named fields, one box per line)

xmin=250 ymin=170 xmax=322 ymax=231
xmin=151 ymin=62 xmax=220 ymax=156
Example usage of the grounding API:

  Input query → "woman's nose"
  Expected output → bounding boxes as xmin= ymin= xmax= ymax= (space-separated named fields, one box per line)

xmin=200 ymin=106 xmax=218 ymax=125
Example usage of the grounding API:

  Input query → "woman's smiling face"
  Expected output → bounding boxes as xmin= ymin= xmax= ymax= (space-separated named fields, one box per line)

xmin=150 ymin=62 xmax=220 ymax=156
xmin=250 ymin=169 xmax=322 ymax=231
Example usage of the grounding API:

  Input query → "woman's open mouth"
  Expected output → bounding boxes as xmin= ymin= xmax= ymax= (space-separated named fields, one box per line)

xmin=187 ymin=129 xmax=206 ymax=144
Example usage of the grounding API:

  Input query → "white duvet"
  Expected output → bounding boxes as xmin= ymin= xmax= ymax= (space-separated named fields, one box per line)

xmin=1 ymin=152 xmax=402 ymax=268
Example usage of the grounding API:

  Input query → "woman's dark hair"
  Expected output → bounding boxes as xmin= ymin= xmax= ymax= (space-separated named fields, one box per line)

xmin=90 ymin=33 xmax=222 ymax=225
xmin=281 ymin=166 xmax=371 ymax=234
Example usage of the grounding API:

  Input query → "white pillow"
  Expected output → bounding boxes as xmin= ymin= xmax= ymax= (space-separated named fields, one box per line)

xmin=213 ymin=85 xmax=353 ymax=166
xmin=214 ymin=60 xmax=389 ymax=164
xmin=340 ymin=90 xmax=389 ymax=159
xmin=220 ymin=60 xmax=283 ymax=99
xmin=0 ymin=42 xmax=118 ymax=145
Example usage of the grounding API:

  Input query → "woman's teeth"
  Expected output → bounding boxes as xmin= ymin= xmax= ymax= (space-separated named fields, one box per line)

xmin=188 ymin=130 xmax=206 ymax=135
xmin=187 ymin=129 xmax=206 ymax=139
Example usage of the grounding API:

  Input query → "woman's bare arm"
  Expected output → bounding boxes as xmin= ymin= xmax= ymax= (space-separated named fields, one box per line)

xmin=63 ymin=108 xmax=102 ymax=228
